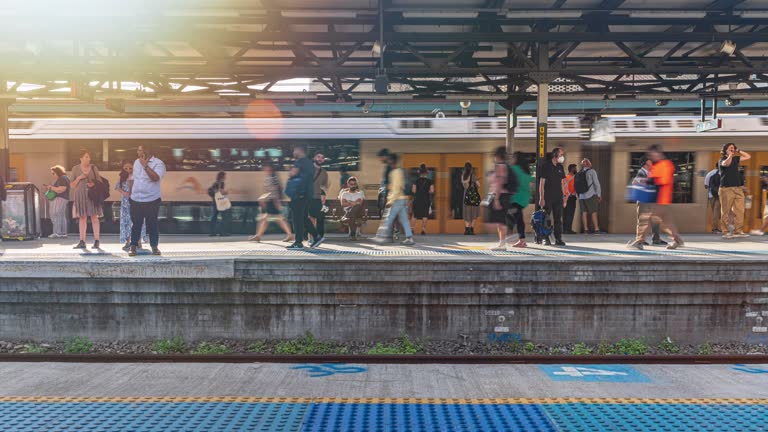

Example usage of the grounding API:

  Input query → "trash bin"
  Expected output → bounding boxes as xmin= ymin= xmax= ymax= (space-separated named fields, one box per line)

xmin=2 ymin=183 xmax=41 ymax=240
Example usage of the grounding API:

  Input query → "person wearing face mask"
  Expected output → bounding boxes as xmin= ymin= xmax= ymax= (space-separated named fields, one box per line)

xmin=339 ymin=176 xmax=366 ymax=240
xmin=577 ymin=158 xmax=603 ymax=234
xmin=537 ymin=147 xmax=566 ymax=246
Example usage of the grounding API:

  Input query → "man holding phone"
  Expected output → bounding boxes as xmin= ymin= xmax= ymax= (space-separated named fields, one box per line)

xmin=129 ymin=145 xmax=166 ymax=256
xmin=719 ymin=142 xmax=751 ymax=239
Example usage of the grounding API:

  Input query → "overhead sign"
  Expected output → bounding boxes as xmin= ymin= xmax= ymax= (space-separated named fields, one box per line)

xmin=696 ymin=118 xmax=722 ymax=132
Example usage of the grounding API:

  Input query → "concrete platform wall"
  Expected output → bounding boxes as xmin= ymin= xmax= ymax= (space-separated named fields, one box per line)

xmin=0 ymin=259 xmax=766 ymax=345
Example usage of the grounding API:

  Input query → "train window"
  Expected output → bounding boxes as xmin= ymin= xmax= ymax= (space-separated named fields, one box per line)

xmin=629 ymin=152 xmax=695 ymax=203
xmin=66 ymin=141 xmax=105 ymax=170
xmin=106 ymin=140 xmax=359 ymax=171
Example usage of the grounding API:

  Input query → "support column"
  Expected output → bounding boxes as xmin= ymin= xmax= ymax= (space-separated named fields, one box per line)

xmin=0 ymin=103 xmax=9 ymax=182
xmin=535 ymin=82 xmax=549 ymax=208
xmin=505 ymin=109 xmax=516 ymax=154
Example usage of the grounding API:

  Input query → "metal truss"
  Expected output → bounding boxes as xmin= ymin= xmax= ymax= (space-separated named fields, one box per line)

xmin=0 ymin=0 xmax=766 ymax=107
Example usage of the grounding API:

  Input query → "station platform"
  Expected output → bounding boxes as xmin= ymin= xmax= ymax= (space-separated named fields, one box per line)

xmin=2 ymin=232 xmax=768 ymax=261
xmin=0 ymin=233 xmax=767 ymax=345
xmin=0 ymin=361 xmax=766 ymax=431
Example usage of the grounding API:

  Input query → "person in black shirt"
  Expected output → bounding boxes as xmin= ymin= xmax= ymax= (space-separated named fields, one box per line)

xmin=537 ymin=147 xmax=567 ymax=246
xmin=718 ymin=142 xmax=751 ymax=238
xmin=287 ymin=145 xmax=316 ymax=249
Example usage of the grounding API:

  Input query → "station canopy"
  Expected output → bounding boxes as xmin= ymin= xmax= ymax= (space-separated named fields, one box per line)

xmin=0 ymin=0 xmax=767 ymax=116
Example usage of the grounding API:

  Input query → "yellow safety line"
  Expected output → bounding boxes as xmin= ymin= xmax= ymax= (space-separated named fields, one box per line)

xmin=0 ymin=396 xmax=765 ymax=405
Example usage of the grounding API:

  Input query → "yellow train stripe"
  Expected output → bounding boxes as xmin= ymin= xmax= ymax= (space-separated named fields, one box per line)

xmin=0 ymin=396 xmax=765 ymax=405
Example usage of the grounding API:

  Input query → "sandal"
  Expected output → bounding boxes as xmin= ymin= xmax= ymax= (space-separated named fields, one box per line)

xmin=248 ymin=235 xmax=261 ymax=242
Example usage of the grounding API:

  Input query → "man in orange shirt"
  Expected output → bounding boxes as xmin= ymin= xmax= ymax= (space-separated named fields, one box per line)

xmin=561 ymin=164 xmax=577 ymax=234
xmin=628 ymin=145 xmax=683 ymax=250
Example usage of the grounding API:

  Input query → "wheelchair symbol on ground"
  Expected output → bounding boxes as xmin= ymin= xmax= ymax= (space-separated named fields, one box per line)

xmin=291 ymin=363 xmax=368 ymax=378
xmin=732 ymin=364 xmax=768 ymax=374
xmin=540 ymin=365 xmax=651 ymax=383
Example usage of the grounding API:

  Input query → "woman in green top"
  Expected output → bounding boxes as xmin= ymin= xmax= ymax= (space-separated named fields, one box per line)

xmin=507 ymin=152 xmax=532 ymax=248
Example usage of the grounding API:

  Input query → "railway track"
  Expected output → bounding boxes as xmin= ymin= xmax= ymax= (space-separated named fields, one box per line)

xmin=0 ymin=353 xmax=766 ymax=364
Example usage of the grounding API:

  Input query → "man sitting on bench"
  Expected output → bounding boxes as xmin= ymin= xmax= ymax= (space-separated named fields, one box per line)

xmin=339 ymin=176 xmax=366 ymax=240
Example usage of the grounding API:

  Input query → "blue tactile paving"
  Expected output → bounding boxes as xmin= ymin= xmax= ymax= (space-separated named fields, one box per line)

xmin=300 ymin=403 xmax=557 ymax=432
xmin=0 ymin=399 xmax=766 ymax=431
xmin=541 ymin=403 xmax=768 ymax=432
xmin=0 ymin=402 xmax=308 ymax=432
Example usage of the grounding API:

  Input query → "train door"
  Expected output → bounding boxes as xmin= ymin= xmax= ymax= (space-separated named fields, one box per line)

xmin=710 ymin=151 xmax=753 ymax=232
xmin=401 ymin=153 xmax=484 ymax=234
xmin=9 ymin=154 xmax=24 ymax=182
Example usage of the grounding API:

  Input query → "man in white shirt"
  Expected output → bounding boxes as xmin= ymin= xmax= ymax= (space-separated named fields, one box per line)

xmin=129 ymin=145 xmax=166 ymax=256
xmin=339 ymin=176 xmax=366 ymax=240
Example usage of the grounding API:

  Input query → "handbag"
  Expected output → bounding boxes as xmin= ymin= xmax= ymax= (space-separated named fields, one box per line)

xmin=464 ymin=180 xmax=481 ymax=206
xmin=45 ymin=189 xmax=57 ymax=201
xmin=215 ymin=191 xmax=232 ymax=211
xmin=88 ymin=178 xmax=110 ymax=204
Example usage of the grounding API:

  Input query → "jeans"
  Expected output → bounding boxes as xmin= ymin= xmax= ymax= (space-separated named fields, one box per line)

xmin=130 ymin=198 xmax=160 ymax=247
xmin=50 ymin=197 xmax=69 ymax=236
xmin=210 ymin=206 xmax=232 ymax=235
xmin=308 ymin=198 xmax=325 ymax=238
xmin=379 ymin=199 xmax=413 ymax=239
xmin=563 ymin=195 xmax=576 ymax=232
xmin=544 ymin=200 xmax=563 ymax=241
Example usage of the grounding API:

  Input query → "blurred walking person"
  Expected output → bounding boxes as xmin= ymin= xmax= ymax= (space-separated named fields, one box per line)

xmin=286 ymin=145 xmax=314 ymax=250
xmin=628 ymin=145 xmax=683 ymax=250
xmin=488 ymin=147 xmax=511 ymax=251
xmin=250 ymin=162 xmax=293 ymax=243
xmin=704 ymin=163 xmax=722 ymax=233
xmin=372 ymin=153 xmax=415 ymax=245
xmin=307 ymin=152 xmax=329 ymax=248
xmin=632 ymin=157 xmax=665 ymax=246
xmin=507 ymin=152 xmax=532 ymax=248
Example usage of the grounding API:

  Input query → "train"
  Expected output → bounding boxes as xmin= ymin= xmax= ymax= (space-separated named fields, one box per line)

xmin=7 ymin=115 xmax=768 ymax=235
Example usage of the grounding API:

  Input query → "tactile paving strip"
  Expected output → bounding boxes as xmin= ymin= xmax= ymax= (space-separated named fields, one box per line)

xmin=0 ymin=398 xmax=766 ymax=432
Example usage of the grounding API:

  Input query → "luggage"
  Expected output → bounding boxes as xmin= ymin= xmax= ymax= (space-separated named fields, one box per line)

xmin=626 ymin=184 xmax=657 ymax=203
xmin=530 ymin=209 xmax=553 ymax=244
xmin=41 ymin=218 xmax=53 ymax=238
xmin=1 ymin=183 xmax=41 ymax=240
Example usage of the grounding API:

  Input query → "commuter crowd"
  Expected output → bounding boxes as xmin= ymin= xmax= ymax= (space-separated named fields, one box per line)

xmin=31 ymin=141 xmax=768 ymax=254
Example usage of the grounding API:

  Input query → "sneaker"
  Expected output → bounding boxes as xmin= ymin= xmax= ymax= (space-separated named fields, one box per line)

xmin=652 ymin=239 xmax=668 ymax=246
xmin=151 ymin=247 xmax=161 ymax=256
xmin=92 ymin=240 xmax=100 ymax=249
xmin=722 ymin=232 xmax=734 ymax=239
xmin=543 ymin=238 xmax=552 ymax=246
xmin=555 ymin=239 xmax=566 ymax=246
xmin=309 ymin=236 xmax=325 ymax=249
xmin=641 ymin=241 xmax=650 ymax=246
xmin=48 ymin=234 xmax=59 ymax=239
xmin=128 ymin=246 xmax=137 ymax=256
xmin=750 ymin=230 xmax=765 ymax=236
xmin=490 ymin=242 xmax=506 ymax=251
xmin=286 ymin=243 xmax=304 ymax=250
xmin=370 ymin=237 xmax=392 ymax=244
xmin=73 ymin=240 xmax=86 ymax=249
xmin=712 ymin=229 xmax=722 ymax=234
xmin=627 ymin=241 xmax=644 ymax=250
xmin=733 ymin=232 xmax=750 ymax=238
xmin=512 ymin=239 xmax=527 ymax=248
xmin=666 ymin=241 xmax=682 ymax=250
xmin=121 ymin=243 xmax=131 ymax=251
xmin=401 ymin=237 xmax=415 ymax=246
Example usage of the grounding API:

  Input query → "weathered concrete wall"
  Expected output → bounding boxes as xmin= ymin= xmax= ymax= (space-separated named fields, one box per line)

xmin=0 ymin=258 xmax=766 ymax=345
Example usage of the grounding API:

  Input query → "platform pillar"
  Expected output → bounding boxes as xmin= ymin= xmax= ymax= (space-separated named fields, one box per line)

xmin=0 ymin=102 xmax=9 ymax=182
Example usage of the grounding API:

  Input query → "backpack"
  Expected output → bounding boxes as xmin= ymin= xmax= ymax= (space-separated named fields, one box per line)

xmin=464 ymin=176 xmax=481 ymax=206
xmin=574 ymin=170 xmax=590 ymax=195
xmin=710 ymin=171 xmax=721 ymax=199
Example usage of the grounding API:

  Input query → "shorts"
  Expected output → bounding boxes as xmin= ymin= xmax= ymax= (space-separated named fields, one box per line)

xmin=580 ymin=195 xmax=599 ymax=214
xmin=265 ymin=201 xmax=281 ymax=216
